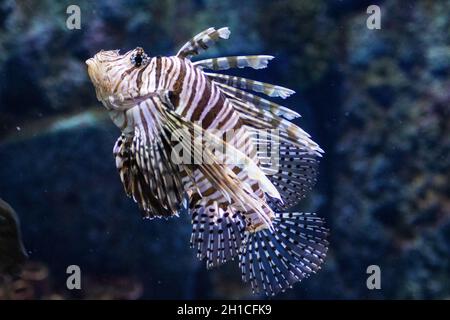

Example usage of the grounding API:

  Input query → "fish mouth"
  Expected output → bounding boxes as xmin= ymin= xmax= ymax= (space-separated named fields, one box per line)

xmin=85 ymin=58 xmax=110 ymax=102
xmin=86 ymin=58 xmax=101 ymax=83
xmin=85 ymin=58 xmax=103 ymax=100
xmin=86 ymin=60 xmax=96 ymax=83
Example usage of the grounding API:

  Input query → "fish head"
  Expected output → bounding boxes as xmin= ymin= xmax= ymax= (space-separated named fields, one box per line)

xmin=86 ymin=47 xmax=150 ymax=109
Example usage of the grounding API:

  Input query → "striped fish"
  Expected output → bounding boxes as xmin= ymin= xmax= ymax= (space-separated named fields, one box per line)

xmin=86 ymin=27 xmax=328 ymax=296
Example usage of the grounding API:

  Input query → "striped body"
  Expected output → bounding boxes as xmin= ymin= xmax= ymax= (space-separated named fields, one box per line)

xmin=106 ymin=55 xmax=274 ymax=230
xmin=86 ymin=27 xmax=329 ymax=296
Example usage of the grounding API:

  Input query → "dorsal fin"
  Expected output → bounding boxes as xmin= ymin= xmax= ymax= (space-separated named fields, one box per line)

xmin=176 ymin=27 xmax=230 ymax=59
xmin=207 ymin=73 xmax=295 ymax=99
xmin=193 ymin=55 xmax=274 ymax=71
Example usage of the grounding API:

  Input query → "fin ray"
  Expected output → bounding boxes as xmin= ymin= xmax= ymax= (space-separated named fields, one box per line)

xmin=207 ymin=73 xmax=295 ymax=99
xmin=216 ymin=82 xmax=300 ymax=120
xmin=194 ymin=55 xmax=274 ymax=71
xmin=177 ymin=27 xmax=230 ymax=59
xmin=239 ymin=212 xmax=328 ymax=296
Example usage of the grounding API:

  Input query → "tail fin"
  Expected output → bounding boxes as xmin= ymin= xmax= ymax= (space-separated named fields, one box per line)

xmin=239 ymin=212 xmax=328 ymax=296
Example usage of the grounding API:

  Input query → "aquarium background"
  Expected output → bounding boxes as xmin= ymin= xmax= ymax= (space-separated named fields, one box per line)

xmin=0 ymin=0 xmax=449 ymax=299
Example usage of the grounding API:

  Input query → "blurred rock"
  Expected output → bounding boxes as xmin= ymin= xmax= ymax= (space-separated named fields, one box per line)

xmin=0 ymin=199 xmax=28 ymax=276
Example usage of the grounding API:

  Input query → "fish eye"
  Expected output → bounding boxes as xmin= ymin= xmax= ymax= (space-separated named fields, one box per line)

xmin=130 ymin=47 xmax=149 ymax=67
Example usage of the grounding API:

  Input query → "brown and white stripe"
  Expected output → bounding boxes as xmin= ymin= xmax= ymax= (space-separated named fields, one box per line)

xmin=86 ymin=26 xmax=328 ymax=297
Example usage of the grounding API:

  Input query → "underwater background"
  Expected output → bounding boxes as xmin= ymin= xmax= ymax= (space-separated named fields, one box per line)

xmin=0 ymin=0 xmax=449 ymax=299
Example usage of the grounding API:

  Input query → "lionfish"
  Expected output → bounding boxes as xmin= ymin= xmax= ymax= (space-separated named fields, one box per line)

xmin=86 ymin=27 xmax=328 ymax=296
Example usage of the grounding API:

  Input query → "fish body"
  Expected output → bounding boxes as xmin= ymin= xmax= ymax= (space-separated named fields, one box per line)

xmin=86 ymin=27 xmax=328 ymax=296
xmin=0 ymin=199 xmax=28 ymax=276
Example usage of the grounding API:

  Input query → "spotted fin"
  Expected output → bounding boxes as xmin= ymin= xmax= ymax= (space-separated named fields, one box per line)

xmin=190 ymin=204 xmax=246 ymax=268
xmin=264 ymin=143 xmax=319 ymax=210
xmin=239 ymin=212 xmax=328 ymax=296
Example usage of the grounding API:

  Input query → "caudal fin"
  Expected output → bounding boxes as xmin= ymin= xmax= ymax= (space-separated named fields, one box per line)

xmin=239 ymin=212 xmax=328 ymax=296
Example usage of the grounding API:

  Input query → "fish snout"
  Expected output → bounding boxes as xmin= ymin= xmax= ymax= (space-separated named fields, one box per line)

xmin=85 ymin=58 xmax=95 ymax=76
xmin=86 ymin=58 xmax=99 ymax=83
